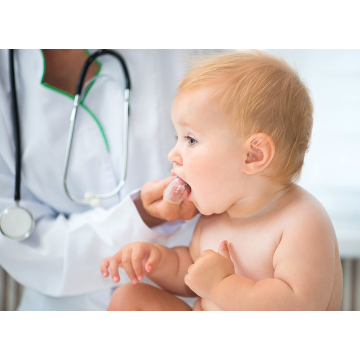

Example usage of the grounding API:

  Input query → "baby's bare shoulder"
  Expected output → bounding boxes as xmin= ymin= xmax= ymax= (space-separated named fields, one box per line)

xmin=276 ymin=185 xmax=336 ymax=247
xmin=280 ymin=185 xmax=332 ymax=225
xmin=272 ymin=186 xmax=339 ymax=310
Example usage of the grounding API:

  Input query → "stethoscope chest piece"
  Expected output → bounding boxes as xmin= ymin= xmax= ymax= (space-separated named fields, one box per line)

xmin=0 ymin=204 xmax=35 ymax=241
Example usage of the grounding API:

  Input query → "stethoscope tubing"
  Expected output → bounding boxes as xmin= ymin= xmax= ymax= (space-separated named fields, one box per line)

xmin=9 ymin=49 xmax=22 ymax=203
xmin=63 ymin=49 xmax=131 ymax=205
xmin=75 ymin=49 xmax=131 ymax=94
xmin=0 ymin=50 xmax=35 ymax=241
xmin=1 ymin=49 xmax=131 ymax=241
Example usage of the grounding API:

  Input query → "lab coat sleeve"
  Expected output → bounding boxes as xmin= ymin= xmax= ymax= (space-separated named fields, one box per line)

xmin=0 ymin=169 xmax=185 ymax=297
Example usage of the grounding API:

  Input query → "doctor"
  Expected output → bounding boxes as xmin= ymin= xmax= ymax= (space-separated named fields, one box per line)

xmin=0 ymin=49 xmax=200 ymax=310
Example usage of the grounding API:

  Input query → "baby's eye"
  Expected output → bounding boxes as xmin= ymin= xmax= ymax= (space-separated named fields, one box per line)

xmin=185 ymin=136 xmax=197 ymax=146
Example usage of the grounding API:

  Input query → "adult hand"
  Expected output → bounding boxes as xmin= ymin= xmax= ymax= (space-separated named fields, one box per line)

xmin=139 ymin=174 xmax=199 ymax=226
xmin=184 ymin=240 xmax=235 ymax=299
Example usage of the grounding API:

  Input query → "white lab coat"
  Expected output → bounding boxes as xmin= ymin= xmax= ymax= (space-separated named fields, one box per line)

xmin=0 ymin=49 xmax=203 ymax=310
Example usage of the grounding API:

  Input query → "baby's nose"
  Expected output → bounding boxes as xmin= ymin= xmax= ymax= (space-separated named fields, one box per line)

xmin=168 ymin=146 xmax=183 ymax=166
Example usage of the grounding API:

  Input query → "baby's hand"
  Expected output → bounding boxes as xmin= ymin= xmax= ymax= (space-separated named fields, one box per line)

xmin=100 ymin=243 xmax=162 ymax=284
xmin=184 ymin=240 xmax=235 ymax=299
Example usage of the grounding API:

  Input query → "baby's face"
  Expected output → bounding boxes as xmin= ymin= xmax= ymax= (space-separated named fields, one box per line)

xmin=169 ymin=87 xmax=245 ymax=215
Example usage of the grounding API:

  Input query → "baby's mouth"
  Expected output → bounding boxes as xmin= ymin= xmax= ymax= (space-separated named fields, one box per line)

xmin=163 ymin=176 xmax=191 ymax=204
xmin=172 ymin=173 xmax=191 ymax=191
xmin=167 ymin=172 xmax=192 ymax=202
xmin=176 ymin=176 xmax=192 ymax=200
xmin=176 ymin=176 xmax=188 ymax=187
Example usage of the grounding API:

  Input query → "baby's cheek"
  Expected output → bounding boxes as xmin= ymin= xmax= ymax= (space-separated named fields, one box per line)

xmin=189 ymin=166 xmax=222 ymax=211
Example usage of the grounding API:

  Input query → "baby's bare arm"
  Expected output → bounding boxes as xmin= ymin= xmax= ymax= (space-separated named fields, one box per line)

xmin=148 ymin=220 xmax=202 ymax=297
xmin=146 ymin=245 xmax=195 ymax=296
xmin=101 ymin=221 xmax=202 ymax=297
xmin=210 ymin=203 xmax=336 ymax=310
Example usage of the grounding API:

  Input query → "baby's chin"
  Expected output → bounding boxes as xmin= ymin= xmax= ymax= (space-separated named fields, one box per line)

xmin=192 ymin=199 xmax=208 ymax=215
xmin=192 ymin=198 xmax=225 ymax=216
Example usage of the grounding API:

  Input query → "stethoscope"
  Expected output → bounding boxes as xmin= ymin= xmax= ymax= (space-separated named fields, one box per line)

xmin=0 ymin=49 xmax=131 ymax=241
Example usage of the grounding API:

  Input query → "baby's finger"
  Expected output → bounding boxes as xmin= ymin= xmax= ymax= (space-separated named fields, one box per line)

xmin=145 ymin=247 xmax=161 ymax=273
xmin=109 ymin=258 xmax=121 ymax=283
xmin=218 ymin=240 xmax=231 ymax=260
xmin=187 ymin=263 xmax=195 ymax=274
xmin=100 ymin=258 xmax=110 ymax=277
xmin=122 ymin=249 xmax=138 ymax=285
xmin=131 ymin=247 xmax=145 ymax=281
xmin=184 ymin=273 xmax=190 ymax=287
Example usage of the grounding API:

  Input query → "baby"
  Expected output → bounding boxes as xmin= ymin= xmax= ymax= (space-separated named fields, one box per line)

xmin=101 ymin=50 xmax=343 ymax=310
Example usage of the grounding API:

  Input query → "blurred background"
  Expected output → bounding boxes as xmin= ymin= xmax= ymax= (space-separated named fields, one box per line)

xmin=264 ymin=50 xmax=360 ymax=310
xmin=1 ymin=49 xmax=359 ymax=310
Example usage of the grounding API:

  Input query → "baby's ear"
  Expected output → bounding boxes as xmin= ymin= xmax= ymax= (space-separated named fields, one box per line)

xmin=242 ymin=133 xmax=275 ymax=175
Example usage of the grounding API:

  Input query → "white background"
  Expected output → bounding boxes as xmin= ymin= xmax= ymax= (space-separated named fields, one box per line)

xmin=264 ymin=50 xmax=360 ymax=258
xmin=1 ymin=0 xmax=359 ymax=357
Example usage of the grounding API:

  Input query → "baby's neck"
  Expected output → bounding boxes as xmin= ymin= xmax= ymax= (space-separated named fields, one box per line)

xmin=226 ymin=182 xmax=295 ymax=219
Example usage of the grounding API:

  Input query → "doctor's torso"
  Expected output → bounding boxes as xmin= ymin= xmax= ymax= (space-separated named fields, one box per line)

xmin=0 ymin=49 xmax=208 ymax=311
xmin=0 ymin=49 xmax=199 ymax=214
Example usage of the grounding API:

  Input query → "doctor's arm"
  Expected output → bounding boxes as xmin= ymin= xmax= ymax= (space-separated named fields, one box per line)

xmin=138 ymin=175 xmax=198 ymax=225
xmin=0 ymin=159 xmax=196 ymax=297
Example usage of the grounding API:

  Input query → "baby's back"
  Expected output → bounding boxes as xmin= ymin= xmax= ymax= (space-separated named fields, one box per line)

xmin=191 ymin=185 xmax=342 ymax=311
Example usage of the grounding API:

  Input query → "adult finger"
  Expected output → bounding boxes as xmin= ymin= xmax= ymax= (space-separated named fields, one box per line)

xmin=142 ymin=176 xmax=176 ymax=205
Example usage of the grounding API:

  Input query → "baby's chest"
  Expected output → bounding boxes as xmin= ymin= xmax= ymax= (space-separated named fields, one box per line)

xmin=198 ymin=225 xmax=281 ymax=281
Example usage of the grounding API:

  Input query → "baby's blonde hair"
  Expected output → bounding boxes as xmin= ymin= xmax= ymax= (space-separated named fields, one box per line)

xmin=178 ymin=50 xmax=314 ymax=184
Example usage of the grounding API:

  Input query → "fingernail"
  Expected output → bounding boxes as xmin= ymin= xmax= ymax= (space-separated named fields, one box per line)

xmin=132 ymin=279 xmax=138 ymax=285
xmin=103 ymin=272 xmax=107 ymax=277
xmin=147 ymin=265 xmax=152 ymax=272
xmin=137 ymin=275 xmax=142 ymax=281
xmin=113 ymin=276 xmax=118 ymax=282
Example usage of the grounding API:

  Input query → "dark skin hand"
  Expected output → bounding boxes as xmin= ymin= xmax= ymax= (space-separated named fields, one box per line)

xmin=137 ymin=175 xmax=199 ymax=227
